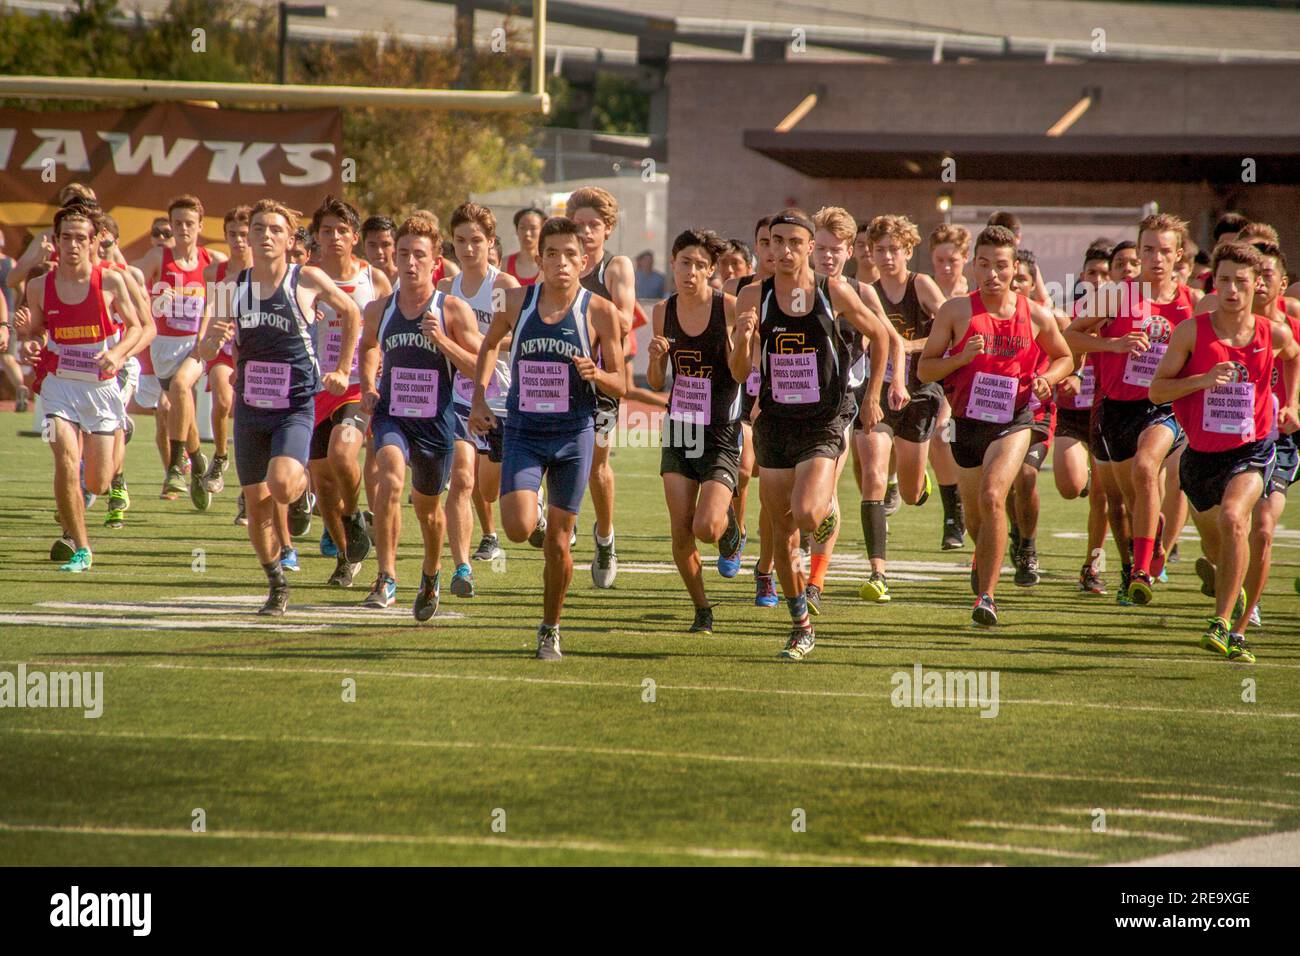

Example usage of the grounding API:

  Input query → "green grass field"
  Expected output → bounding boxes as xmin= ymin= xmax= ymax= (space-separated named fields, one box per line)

xmin=2 ymin=408 xmax=1298 ymax=866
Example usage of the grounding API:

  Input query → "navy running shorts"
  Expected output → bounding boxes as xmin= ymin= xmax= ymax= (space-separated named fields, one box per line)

xmin=234 ymin=397 xmax=314 ymax=486
xmin=501 ymin=422 xmax=595 ymax=514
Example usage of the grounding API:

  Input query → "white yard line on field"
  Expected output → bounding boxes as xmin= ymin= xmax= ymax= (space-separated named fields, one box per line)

xmin=964 ymin=820 xmax=1187 ymax=842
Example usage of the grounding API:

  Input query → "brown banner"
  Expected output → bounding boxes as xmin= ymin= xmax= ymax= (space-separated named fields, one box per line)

xmin=0 ymin=102 xmax=342 ymax=260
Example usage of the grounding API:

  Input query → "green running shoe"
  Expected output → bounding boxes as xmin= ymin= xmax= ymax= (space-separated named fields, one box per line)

xmin=1227 ymin=632 xmax=1256 ymax=664
xmin=779 ymin=626 xmax=815 ymax=661
xmin=161 ymin=465 xmax=186 ymax=498
xmin=58 ymin=547 xmax=92 ymax=573
xmin=108 ymin=477 xmax=130 ymax=512
xmin=1232 ymin=588 xmax=1248 ymax=625
xmin=812 ymin=503 xmax=839 ymax=544
xmin=1200 ymin=617 xmax=1229 ymax=657
xmin=50 ymin=536 xmax=76 ymax=562
xmin=915 ymin=470 xmax=932 ymax=507
xmin=1127 ymin=571 xmax=1154 ymax=606
xmin=859 ymin=571 xmax=891 ymax=603
xmin=103 ymin=508 xmax=125 ymax=529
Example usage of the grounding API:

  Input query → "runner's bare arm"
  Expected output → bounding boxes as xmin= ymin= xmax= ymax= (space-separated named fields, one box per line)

xmin=196 ymin=280 xmax=237 ymax=363
xmin=131 ymin=246 xmax=163 ymax=284
xmin=300 ymin=266 xmax=361 ymax=388
xmin=7 ymin=232 xmax=54 ymax=290
xmin=425 ymin=296 xmax=483 ymax=379
xmin=605 ymin=255 xmax=637 ymax=340
xmin=20 ymin=277 xmax=47 ymax=339
xmin=578 ymin=297 xmax=626 ymax=400
xmin=371 ymin=268 xmax=393 ymax=300
xmin=918 ymin=296 xmax=976 ymax=384
xmin=358 ymin=298 xmax=384 ymax=413
xmin=1029 ymin=301 xmax=1075 ymax=397
xmin=646 ymin=299 xmax=670 ymax=392
xmin=1148 ymin=320 xmax=1216 ymax=404
xmin=909 ymin=273 xmax=947 ymax=352
xmin=730 ymin=284 xmax=760 ymax=386
xmin=831 ymin=275 xmax=889 ymax=398
xmin=100 ymin=269 xmax=143 ymax=373
xmin=1274 ymin=321 xmax=1300 ymax=433
xmin=469 ymin=288 xmax=523 ymax=432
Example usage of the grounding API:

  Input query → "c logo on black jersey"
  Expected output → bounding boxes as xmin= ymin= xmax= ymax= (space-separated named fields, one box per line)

xmin=674 ymin=349 xmax=711 ymax=378
xmin=774 ymin=332 xmax=814 ymax=354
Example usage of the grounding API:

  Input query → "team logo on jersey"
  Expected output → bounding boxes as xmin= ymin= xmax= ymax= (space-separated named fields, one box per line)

xmin=1228 ymin=361 xmax=1250 ymax=384
xmin=1144 ymin=315 xmax=1173 ymax=345
xmin=673 ymin=349 xmax=711 ymax=378
xmin=773 ymin=332 xmax=813 ymax=354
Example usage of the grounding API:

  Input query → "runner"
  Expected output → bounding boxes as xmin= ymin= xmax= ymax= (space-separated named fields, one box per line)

xmin=1109 ymin=240 xmax=1140 ymax=281
xmin=646 ymin=228 xmax=742 ymax=632
xmin=198 ymin=206 xmax=252 ymax=504
xmin=195 ymin=199 xmax=361 ymax=615
xmin=308 ymin=195 xmax=389 ymax=587
xmin=857 ymin=214 xmax=946 ymax=602
xmin=927 ymin=224 xmax=969 ymax=548
xmin=357 ymin=213 xmax=480 ymax=618
xmin=1055 ymin=241 xmax=1113 ymax=595
xmin=1065 ymin=214 xmax=1201 ymax=605
xmin=1149 ymin=241 xmax=1298 ymax=661
xmin=468 ymin=216 xmax=626 ymax=659
xmin=17 ymin=202 xmax=144 ymax=572
xmin=134 ymin=194 xmax=226 ymax=510
xmin=567 ymin=186 xmax=636 ymax=589
xmin=440 ymin=202 xmax=520 ymax=596
xmin=918 ymin=225 xmax=1073 ymax=625
xmin=362 ymin=216 xmax=399 ymax=286
xmin=504 ymin=207 xmax=543 ymax=286
xmin=732 ymin=208 xmax=891 ymax=659
xmin=810 ymin=206 xmax=903 ymax=609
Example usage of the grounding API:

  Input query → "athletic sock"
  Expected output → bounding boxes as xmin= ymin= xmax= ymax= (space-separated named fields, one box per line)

xmin=939 ymin=483 xmax=959 ymax=521
xmin=786 ymin=593 xmax=810 ymax=629
xmin=169 ymin=440 xmax=186 ymax=469
xmin=809 ymin=553 xmax=830 ymax=589
xmin=1133 ymin=536 xmax=1155 ymax=576
xmin=596 ymin=528 xmax=614 ymax=547
xmin=1022 ymin=536 xmax=1036 ymax=554
xmin=262 ymin=560 xmax=286 ymax=588
xmin=861 ymin=500 xmax=887 ymax=562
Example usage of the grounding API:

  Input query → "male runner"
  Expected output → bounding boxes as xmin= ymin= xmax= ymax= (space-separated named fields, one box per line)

xmin=732 ymin=209 xmax=891 ymax=659
xmin=1109 ymin=240 xmax=1140 ymax=281
xmin=362 ymin=216 xmax=399 ymax=286
xmin=567 ymin=186 xmax=636 ymax=588
xmin=1066 ymin=214 xmax=1201 ymax=605
xmin=857 ymin=214 xmax=946 ymax=602
xmin=647 ymin=228 xmax=743 ymax=633
xmin=927 ymin=224 xmax=969 ymax=548
xmin=919 ymin=225 xmax=1073 ymax=626
xmin=1150 ymin=241 xmax=1298 ymax=661
xmin=440 ymin=202 xmax=519 ymax=596
xmin=504 ymin=207 xmax=543 ymax=285
xmin=358 ymin=213 xmax=479 ymax=618
xmin=196 ymin=200 xmax=360 ymax=615
xmin=469 ymin=216 xmax=626 ymax=659
xmin=19 ymin=203 xmax=144 ymax=572
xmin=135 ymin=194 xmax=226 ymax=510
xmin=308 ymin=195 xmax=388 ymax=586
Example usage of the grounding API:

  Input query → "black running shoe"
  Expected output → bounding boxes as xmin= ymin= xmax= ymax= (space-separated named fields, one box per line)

xmin=1008 ymin=519 xmax=1022 ymax=567
xmin=259 ymin=582 xmax=289 ymax=616
xmin=327 ymin=557 xmax=361 ymax=588
xmin=688 ymin=605 xmax=714 ymax=634
xmin=289 ymin=491 xmax=314 ymax=537
xmin=1014 ymin=547 xmax=1041 ymax=587
xmin=342 ymin=510 xmax=371 ymax=564
xmin=941 ymin=518 xmax=964 ymax=551
xmin=969 ymin=559 xmax=979 ymax=597
xmin=413 ymin=570 xmax=440 ymax=622
xmin=718 ymin=505 xmax=741 ymax=559
xmin=804 ymin=583 xmax=822 ymax=615
xmin=971 ymin=593 xmax=998 ymax=627
xmin=528 ymin=500 xmax=547 ymax=548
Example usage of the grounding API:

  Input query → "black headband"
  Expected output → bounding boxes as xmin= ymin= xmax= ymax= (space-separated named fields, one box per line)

xmin=768 ymin=213 xmax=815 ymax=237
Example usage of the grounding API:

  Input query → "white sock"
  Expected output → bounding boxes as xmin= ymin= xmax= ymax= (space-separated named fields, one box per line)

xmin=596 ymin=528 xmax=614 ymax=547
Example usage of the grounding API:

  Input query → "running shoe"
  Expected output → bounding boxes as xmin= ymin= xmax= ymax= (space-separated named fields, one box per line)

xmin=202 ymin=454 xmax=228 ymax=495
xmin=941 ymin=517 xmax=964 ymax=551
xmin=914 ymin=471 xmax=932 ymax=507
xmin=1157 ymin=567 xmax=1169 ymax=584
xmin=717 ymin=529 xmax=746 ymax=579
xmin=536 ymin=624 xmax=562 ymax=660
xmin=1199 ymin=617 xmax=1229 ymax=656
xmin=472 ymin=533 xmax=503 ymax=562
xmin=103 ymin=508 xmax=125 ymax=529
xmin=1127 ymin=571 xmax=1154 ymax=606
xmin=161 ymin=464 xmax=186 ymax=499
xmin=364 ymin=573 xmax=397 ymax=609
xmin=342 ymin=510 xmax=370 ymax=564
xmin=1250 ymin=603 xmax=1262 ymax=627
xmin=859 ymin=570 xmax=891 ymax=603
xmin=969 ymin=558 xmax=979 ymax=597
xmin=1078 ymin=563 xmax=1106 ymax=595
xmin=754 ymin=569 xmax=779 ymax=608
xmin=189 ymin=450 xmax=211 ymax=511
xmin=1117 ymin=564 xmax=1134 ymax=606
xmin=1150 ymin=515 xmax=1167 ymax=579
xmin=280 ymin=547 xmax=300 ymax=573
xmin=779 ymin=626 xmax=815 ymax=661
xmin=1227 ymin=632 xmax=1256 ymax=664
xmin=591 ymin=524 xmax=618 ymax=588
xmin=971 ymin=593 xmax=998 ymax=627
xmin=327 ymin=557 xmax=362 ymax=588
xmin=450 ymin=563 xmax=475 ymax=598
xmin=14 ymin=385 xmax=28 ymax=413
xmin=259 ymin=581 xmax=289 ymax=616
xmin=1195 ymin=557 xmax=1216 ymax=597
xmin=414 ymin=570 xmax=441 ymax=622
xmin=108 ymin=476 xmax=130 ymax=512
xmin=688 ymin=605 xmax=714 ymax=634
xmin=234 ymin=493 xmax=248 ymax=526
xmin=1014 ymin=546 xmax=1041 ymax=587
xmin=1008 ymin=519 xmax=1023 ymax=568
xmin=50 ymin=535 xmax=76 ymax=562
xmin=289 ymin=491 xmax=314 ymax=537
xmin=320 ymin=529 xmax=339 ymax=558
xmin=1232 ymin=587 xmax=1248 ymax=624
xmin=82 ymin=490 xmax=96 ymax=510
xmin=812 ymin=502 xmax=839 ymax=544
xmin=528 ymin=500 xmax=547 ymax=548
xmin=883 ymin=481 xmax=901 ymax=517
xmin=58 ymin=547 xmax=92 ymax=573
xmin=804 ymin=583 xmax=822 ymax=615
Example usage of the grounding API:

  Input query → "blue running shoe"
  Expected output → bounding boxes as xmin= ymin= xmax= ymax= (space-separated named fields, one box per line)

xmin=754 ymin=568 xmax=779 ymax=608
xmin=280 ymin=547 xmax=300 ymax=573
xmin=718 ymin=530 xmax=746 ymax=579
xmin=320 ymin=529 xmax=338 ymax=558
xmin=449 ymin=563 xmax=475 ymax=598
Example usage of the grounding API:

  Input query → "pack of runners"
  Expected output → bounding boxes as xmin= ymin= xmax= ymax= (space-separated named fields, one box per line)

xmin=10 ymin=187 xmax=1298 ymax=665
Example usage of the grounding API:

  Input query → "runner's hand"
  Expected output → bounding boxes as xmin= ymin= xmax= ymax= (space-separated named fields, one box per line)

xmin=572 ymin=354 xmax=599 ymax=381
xmin=419 ymin=312 xmax=443 ymax=345
xmin=469 ymin=395 xmax=496 ymax=435
xmin=201 ymin=318 xmax=234 ymax=360
xmin=1114 ymin=330 xmax=1149 ymax=355
xmin=1031 ymin=375 xmax=1052 ymax=402
xmin=360 ymin=387 xmax=380 ymax=415
xmin=12 ymin=306 xmax=32 ymax=335
xmin=321 ymin=370 xmax=349 ymax=396
xmin=1058 ymin=374 xmax=1081 ymax=400
xmin=960 ymin=334 xmax=985 ymax=362
xmin=647 ymin=335 xmax=670 ymax=362
xmin=20 ymin=341 xmax=41 ymax=365
xmin=1202 ymin=361 xmax=1236 ymax=389
xmin=736 ymin=308 xmax=758 ymax=341
xmin=97 ymin=349 xmax=123 ymax=376
xmin=40 ymin=233 xmax=55 ymax=262
xmin=861 ymin=395 xmax=883 ymax=431
xmin=1281 ymin=403 xmax=1300 ymax=435
xmin=888 ymin=380 xmax=910 ymax=412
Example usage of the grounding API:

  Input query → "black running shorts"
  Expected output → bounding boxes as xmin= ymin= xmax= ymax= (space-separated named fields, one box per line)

xmin=1180 ymin=438 xmax=1275 ymax=514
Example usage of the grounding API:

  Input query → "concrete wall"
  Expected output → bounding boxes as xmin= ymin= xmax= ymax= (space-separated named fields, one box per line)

xmin=666 ymin=60 xmax=1300 ymax=277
